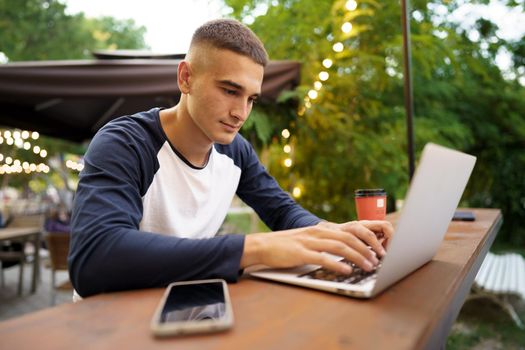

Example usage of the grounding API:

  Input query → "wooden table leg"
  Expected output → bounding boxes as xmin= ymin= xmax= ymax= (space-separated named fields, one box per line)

xmin=31 ymin=232 xmax=40 ymax=293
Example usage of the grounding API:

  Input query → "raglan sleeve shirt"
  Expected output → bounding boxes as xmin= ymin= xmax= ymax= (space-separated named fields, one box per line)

xmin=68 ymin=109 xmax=321 ymax=297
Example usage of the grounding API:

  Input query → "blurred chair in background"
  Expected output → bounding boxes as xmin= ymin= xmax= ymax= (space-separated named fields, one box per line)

xmin=45 ymin=232 xmax=71 ymax=305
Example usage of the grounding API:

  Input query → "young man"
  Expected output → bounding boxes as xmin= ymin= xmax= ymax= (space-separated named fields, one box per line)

xmin=69 ymin=19 xmax=393 ymax=298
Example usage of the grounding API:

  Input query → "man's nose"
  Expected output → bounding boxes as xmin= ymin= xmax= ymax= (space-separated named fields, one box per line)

xmin=231 ymin=101 xmax=250 ymax=122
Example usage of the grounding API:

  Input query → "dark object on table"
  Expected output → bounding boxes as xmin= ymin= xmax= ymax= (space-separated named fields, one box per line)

xmin=452 ymin=211 xmax=476 ymax=221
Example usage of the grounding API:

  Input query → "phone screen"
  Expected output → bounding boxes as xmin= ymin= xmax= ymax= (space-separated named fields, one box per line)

xmin=160 ymin=281 xmax=226 ymax=323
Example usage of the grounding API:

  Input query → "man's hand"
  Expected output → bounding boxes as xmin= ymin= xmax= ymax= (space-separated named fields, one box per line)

xmin=240 ymin=220 xmax=394 ymax=275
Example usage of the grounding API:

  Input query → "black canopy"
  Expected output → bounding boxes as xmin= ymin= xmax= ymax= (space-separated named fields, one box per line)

xmin=0 ymin=58 xmax=300 ymax=142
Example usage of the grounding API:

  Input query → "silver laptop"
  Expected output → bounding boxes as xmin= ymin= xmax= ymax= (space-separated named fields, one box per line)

xmin=251 ymin=143 xmax=476 ymax=298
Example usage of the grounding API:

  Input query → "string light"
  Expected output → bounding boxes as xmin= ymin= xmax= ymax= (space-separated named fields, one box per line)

xmin=287 ymin=0 xmax=360 ymax=184
xmin=0 ymin=128 xmax=51 ymax=175
xmin=292 ymin=187 xmax=302 ymax=198
xmin=342 ymin=22 xmax=353 ymax=33
xmin=308 ymin=90 xmax=318 ymax=99
xmin=281 ymin=129 xmax=291 ymax=139
xmin=66 ymin=160 xmax=84 ymax=172
xmin=322 ymin=59 xmax=333 ymax=68
xmin=346 ymin=0 xmax=357 ymax=11
xmin=333 ymin=42 xmax=344 ymax=52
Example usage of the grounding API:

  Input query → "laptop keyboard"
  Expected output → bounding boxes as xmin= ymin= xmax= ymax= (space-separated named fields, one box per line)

xmin=298 ymin=259 xmax=381 ymax=285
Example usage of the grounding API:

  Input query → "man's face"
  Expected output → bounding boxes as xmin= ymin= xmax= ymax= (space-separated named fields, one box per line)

xmin=184 ymin=47 xmax=264 ymax=145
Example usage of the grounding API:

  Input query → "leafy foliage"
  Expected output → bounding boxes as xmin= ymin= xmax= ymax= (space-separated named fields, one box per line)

xmin=0 ymin=0 xmax=147 ymax=61
xmin=226 ymin=0 xmax=525 ymax=244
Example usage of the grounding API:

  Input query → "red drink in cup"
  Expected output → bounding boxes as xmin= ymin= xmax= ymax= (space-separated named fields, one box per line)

xmin=354 ymin=189 xmax=387 ymax=220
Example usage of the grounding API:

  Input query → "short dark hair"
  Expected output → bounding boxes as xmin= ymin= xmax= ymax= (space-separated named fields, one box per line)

xmin=190 ymin=19 xmax=268 ymax=66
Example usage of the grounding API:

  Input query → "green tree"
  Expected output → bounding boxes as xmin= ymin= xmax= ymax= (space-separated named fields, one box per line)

xmin=0 ymin=0 xmax=148 ymax=61
xmin=226 ymin=0 xmax=525 ymax=244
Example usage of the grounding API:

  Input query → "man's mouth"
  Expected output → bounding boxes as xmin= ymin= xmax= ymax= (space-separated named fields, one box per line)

xmin=220 ymin=121 xmax=241 ymax=131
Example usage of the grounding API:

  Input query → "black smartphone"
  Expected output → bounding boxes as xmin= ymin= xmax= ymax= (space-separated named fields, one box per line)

xmin=150 ymin=279 xmax=234 ymax=336
xmin=452 ymin=210 xmax=476 ymax=221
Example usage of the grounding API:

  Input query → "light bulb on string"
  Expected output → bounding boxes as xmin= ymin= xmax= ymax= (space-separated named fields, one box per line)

xmin=322 ymin=59 xmax=333 ymax=68
xmin=333 ymin=42 xmax=344 ymax=53
xmin=308 ymin=90 xmax=318 ymax=100
xmin=346 ymin=0 xmax=357 ymax=11
xmin=319 ymin=71 xmax=329 ymax=81
xmin=314 ymin=81 xmax=323 ymax=90
xmin=342 ymin=22 xmax=353 ymax=33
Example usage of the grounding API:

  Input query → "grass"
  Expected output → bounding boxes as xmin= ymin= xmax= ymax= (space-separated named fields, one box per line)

xmin=447 ymin=296 xmax=525 ymax=350
xmin=220 ymin=212 xmax=269 ymax=235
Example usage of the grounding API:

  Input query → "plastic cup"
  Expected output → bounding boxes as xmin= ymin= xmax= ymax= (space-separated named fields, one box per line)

xmin=354 ymin=189 xmax=387 ymax=221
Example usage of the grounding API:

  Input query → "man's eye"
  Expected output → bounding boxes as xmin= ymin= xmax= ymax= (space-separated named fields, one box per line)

xmin=224 ymin=88 xmax=237 ymax=95
xmin=249 ymin=97 xmax=258 ymax=104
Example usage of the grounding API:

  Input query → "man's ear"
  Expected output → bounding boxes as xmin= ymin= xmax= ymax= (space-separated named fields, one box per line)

xmin=178 ymin=61 xmax=191 ymax=94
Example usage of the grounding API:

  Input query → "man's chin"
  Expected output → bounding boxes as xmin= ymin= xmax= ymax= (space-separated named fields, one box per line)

xmin=214 ymin=134 xmax=237 ymax=145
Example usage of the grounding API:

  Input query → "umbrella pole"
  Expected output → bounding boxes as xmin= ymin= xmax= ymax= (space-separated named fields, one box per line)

xmin=401 ymin=0 xmax=415 ymax=180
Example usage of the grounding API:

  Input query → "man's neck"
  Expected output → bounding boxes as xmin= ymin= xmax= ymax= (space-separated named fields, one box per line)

xmin=159 ymin=105 xmax=213 ymax=167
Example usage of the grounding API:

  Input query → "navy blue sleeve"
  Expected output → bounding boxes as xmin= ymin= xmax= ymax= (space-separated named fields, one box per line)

xmin=231 ymin=136 xmax=321 ymax=230
xmin=68 ymin=121 xmax=245 ymax=298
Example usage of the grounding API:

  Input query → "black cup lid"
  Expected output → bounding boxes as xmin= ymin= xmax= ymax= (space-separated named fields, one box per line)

xmin=354 ymin=189 xmax=387 ymax=197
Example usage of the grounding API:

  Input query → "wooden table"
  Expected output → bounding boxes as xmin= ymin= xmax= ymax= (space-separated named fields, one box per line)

xmin=0 ymin=209 xmax=502 ymax=350
xmin=0 ymin=226 xmax=42 ymax=293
